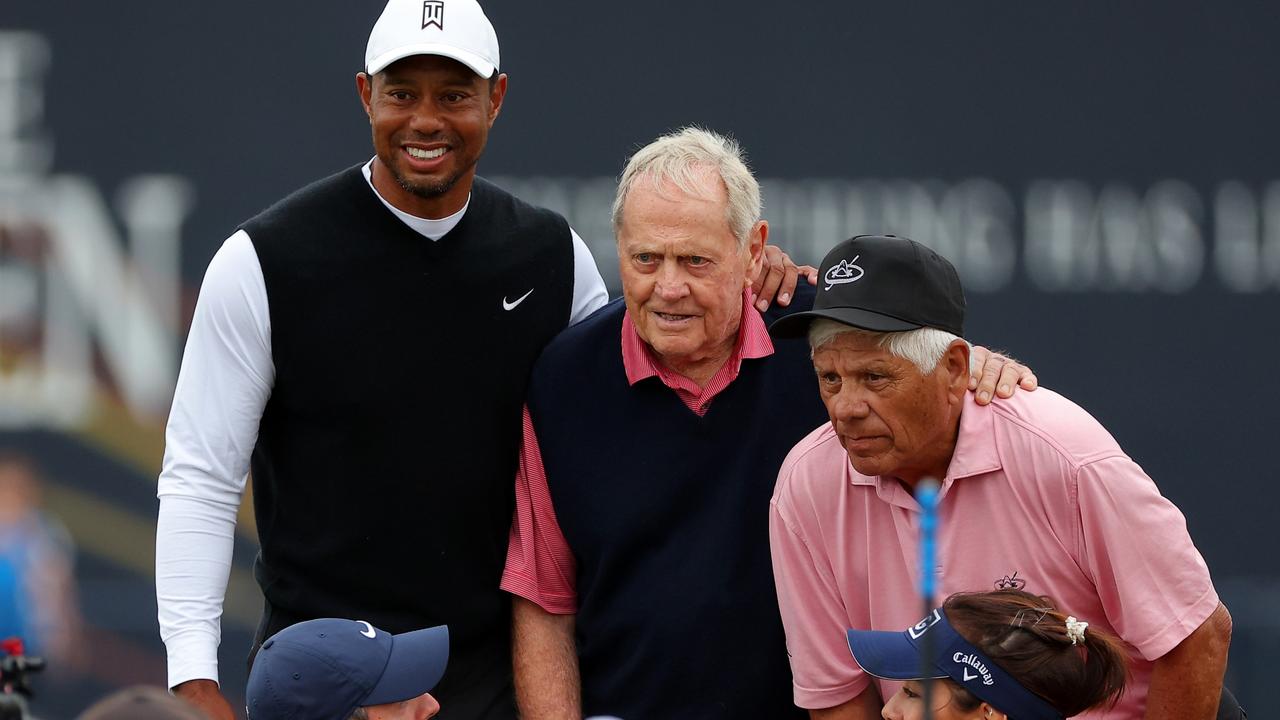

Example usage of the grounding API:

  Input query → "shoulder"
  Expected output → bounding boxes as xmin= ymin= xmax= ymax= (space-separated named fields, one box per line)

xmin=198 ymin=230 xmax=266 ymax=309
xmin=534 ymin=299 xmax=626 ymax=369
xmin=759 ymin=282 xmax=820 ymax=366
xmin=206 ymin=230 xmax=260 ymax=278
xmin=242 ymin=164 xmax=366 ymax=232
xmin=527 ymin=300 xmax=625 ymax=413
xmin=772 ymin=423 xmax=844 ymax=506
xmin=473 ymin=176 xmax=570 ymax=233
xmin=987 ymin=387 xmax=1127 ymax=468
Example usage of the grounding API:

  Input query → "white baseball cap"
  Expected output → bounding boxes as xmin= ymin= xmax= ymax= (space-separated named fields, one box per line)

xmin=365 ymin=0 xmax=500 ymax=78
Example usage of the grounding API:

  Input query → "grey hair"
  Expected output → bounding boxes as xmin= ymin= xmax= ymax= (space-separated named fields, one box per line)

xmin=349 ymin=708 xmax=369 ymax=720
xmin=611 ymin=126 xmax=762 ymax=247
xmin=807 ymin=319 xmax=970 ymax=375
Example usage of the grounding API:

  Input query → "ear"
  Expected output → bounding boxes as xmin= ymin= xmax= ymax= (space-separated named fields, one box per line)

xmin=357 ymin=72 xmax=374 ymax=118
xmin=487 ymin=73 xmax=508 ymax=127
xmin=742 ymin=220 xmax=768 ymax=288
xmin=978 ymin=703 xmax=1007 ymax=720
xmin=943 ymin=339 xmax=970 ymax=404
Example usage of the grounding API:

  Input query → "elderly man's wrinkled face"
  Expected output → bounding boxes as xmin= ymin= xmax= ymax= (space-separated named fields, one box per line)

xmin=617 ymin=172 xmax=764 ymax=379
xmin=813 ymin=332 xmax=969 ymax=484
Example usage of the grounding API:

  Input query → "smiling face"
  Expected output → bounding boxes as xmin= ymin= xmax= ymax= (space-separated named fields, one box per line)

xmin=881 ymin=680 xmax=991 ymax=720
xmin=357 ymin=54 xmax=506 ymax=218
xmin=616 ymin=171 xmax=764 ymax=384
xmin=812 ymin=330 xmax=969 ymax=485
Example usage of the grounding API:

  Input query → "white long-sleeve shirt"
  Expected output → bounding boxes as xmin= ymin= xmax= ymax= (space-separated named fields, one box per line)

xmin=155 ymin=162 xmax=608 ymax=688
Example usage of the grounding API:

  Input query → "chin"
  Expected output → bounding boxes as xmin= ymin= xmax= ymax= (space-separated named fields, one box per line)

xmin=648 ymin=340 xmax=697 ymax=362
xmin=846 ymin=455 xmax=891 ymax=478
xmin=641 ymin=329 xmax=694 ymax=352
xmin=394 ymin=169 xmax=457 ymax=198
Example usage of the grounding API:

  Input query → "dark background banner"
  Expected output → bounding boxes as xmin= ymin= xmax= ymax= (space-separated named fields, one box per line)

xmin=2 ymin=1 xmax=1276 ymax=716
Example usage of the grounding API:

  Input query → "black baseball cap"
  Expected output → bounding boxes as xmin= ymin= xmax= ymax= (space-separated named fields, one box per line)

xmin=769 ymin=234 xmax=965 ymax=338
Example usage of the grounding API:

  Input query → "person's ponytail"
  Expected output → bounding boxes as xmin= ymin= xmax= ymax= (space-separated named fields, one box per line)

xmin=942 ymin=590 xmax=1128 ymax=716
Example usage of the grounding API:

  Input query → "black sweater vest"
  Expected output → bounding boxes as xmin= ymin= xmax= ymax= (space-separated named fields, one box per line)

xmin=241 ymin=166 xmax=573 ymax=686
xmin=525 ymin=286 xmax=827 ymax=719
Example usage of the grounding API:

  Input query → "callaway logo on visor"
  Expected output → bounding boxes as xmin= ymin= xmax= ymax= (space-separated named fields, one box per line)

xmin=953 ymin=652 xmax=996 ymax=686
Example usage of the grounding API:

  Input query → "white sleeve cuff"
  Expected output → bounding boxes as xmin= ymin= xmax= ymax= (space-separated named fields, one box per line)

xmin=164 ymin=628 xmax=222 ymax=689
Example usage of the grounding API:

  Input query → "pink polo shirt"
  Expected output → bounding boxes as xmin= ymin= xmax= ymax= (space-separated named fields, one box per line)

xmin=502 ymin=292 xmax=774 ymax=611
xmin=769 ymin=388 xmax=1219 ymax=719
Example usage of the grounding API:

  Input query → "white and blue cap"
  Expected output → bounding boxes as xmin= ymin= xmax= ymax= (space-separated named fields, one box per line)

xmin=247 ymin=618 xmax=449 ymax=720
xmin=847 ymin=609 xmax=1062 ymax=720
xmin=365 ymin=0 xmax=500 ymax=77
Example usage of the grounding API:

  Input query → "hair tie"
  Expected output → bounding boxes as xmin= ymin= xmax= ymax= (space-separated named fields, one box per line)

xmin=1065 ymin=616 xmax=1089 ymax=645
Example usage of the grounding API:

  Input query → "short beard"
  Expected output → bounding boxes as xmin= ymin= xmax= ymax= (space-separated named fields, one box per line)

xmin=389 ymin=156 xmax=475 ymax=200
xmin=394 ymin=170 xmax=459 ymax=199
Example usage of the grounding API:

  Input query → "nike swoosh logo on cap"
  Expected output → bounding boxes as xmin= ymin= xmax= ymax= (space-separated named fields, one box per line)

xmin=502 ymin=288 xmax=534 ymax=310
xmin=358 ymin=621 xmax=376 ymax=639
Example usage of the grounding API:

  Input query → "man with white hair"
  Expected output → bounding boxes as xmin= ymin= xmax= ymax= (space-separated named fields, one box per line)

xmin=156 ymin=2 xmax=810 ymax=717
xmin=767 ymin=235 xmax=1233 ymax=719
xmin=502 ymin=130 xmax=1035 ymax=718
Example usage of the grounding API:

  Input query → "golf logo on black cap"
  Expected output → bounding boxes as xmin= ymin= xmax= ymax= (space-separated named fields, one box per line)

xmin=769 ymin=234 xmax=966 ymax=339
xmin=824 ymin=255 xmax=864 ymax=290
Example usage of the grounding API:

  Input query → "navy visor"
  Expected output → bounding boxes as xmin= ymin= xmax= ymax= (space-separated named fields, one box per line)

xmin=847 ymin=609 xmax=1062 ymax=720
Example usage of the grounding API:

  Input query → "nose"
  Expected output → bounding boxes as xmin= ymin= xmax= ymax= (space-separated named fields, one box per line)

xmin=420 ymin=693 xmax=441 ymax=719
xmin=653 ymin=261 xmax=689 ymax=302
xmin=880 ymin=690 xmax=902 ymax=719
xmin=830 ymin=384 xmax=871 ymax=422
xmin=408 ymin=100 xmax=447 ymax=136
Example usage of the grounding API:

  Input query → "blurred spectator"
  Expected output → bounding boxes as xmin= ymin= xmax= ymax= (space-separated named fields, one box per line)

xmin=77 ymin=685 xmax=206 ymax=720
xmin=0 ymin=453 xmax=83 ymax=669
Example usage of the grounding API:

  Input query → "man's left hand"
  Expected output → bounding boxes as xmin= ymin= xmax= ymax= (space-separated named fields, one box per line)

xmin=754 ymin=245 xmax=818 ymax=311
xmin=969 ymin=346 xmax=1038 ymax=405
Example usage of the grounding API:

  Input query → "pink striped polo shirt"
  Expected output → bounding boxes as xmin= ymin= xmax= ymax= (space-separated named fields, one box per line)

xmin=769 ymin=388 xmax=1219 ymax=719
xmin=501 ymin=291 xmax=774 ymax=610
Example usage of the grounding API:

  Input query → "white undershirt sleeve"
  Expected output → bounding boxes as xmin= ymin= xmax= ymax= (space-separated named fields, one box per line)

xmin=157 ymin=221 xmax=596 ymax=688
xmin=155 ymin=229 xmax=273 ymax=689
xmin=569 ymin=227 xmax=609 ymax=324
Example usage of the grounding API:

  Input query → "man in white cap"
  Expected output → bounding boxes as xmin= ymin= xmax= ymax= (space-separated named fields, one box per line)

xmin=156 ymin=0 xmax=577 ymax=716
xmin=154 ymin=1 xmax=809 ymax=718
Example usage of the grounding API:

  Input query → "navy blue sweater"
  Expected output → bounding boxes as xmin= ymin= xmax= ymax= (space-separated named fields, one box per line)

xmin=525 ymin=285 xmax=826 ymax=719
